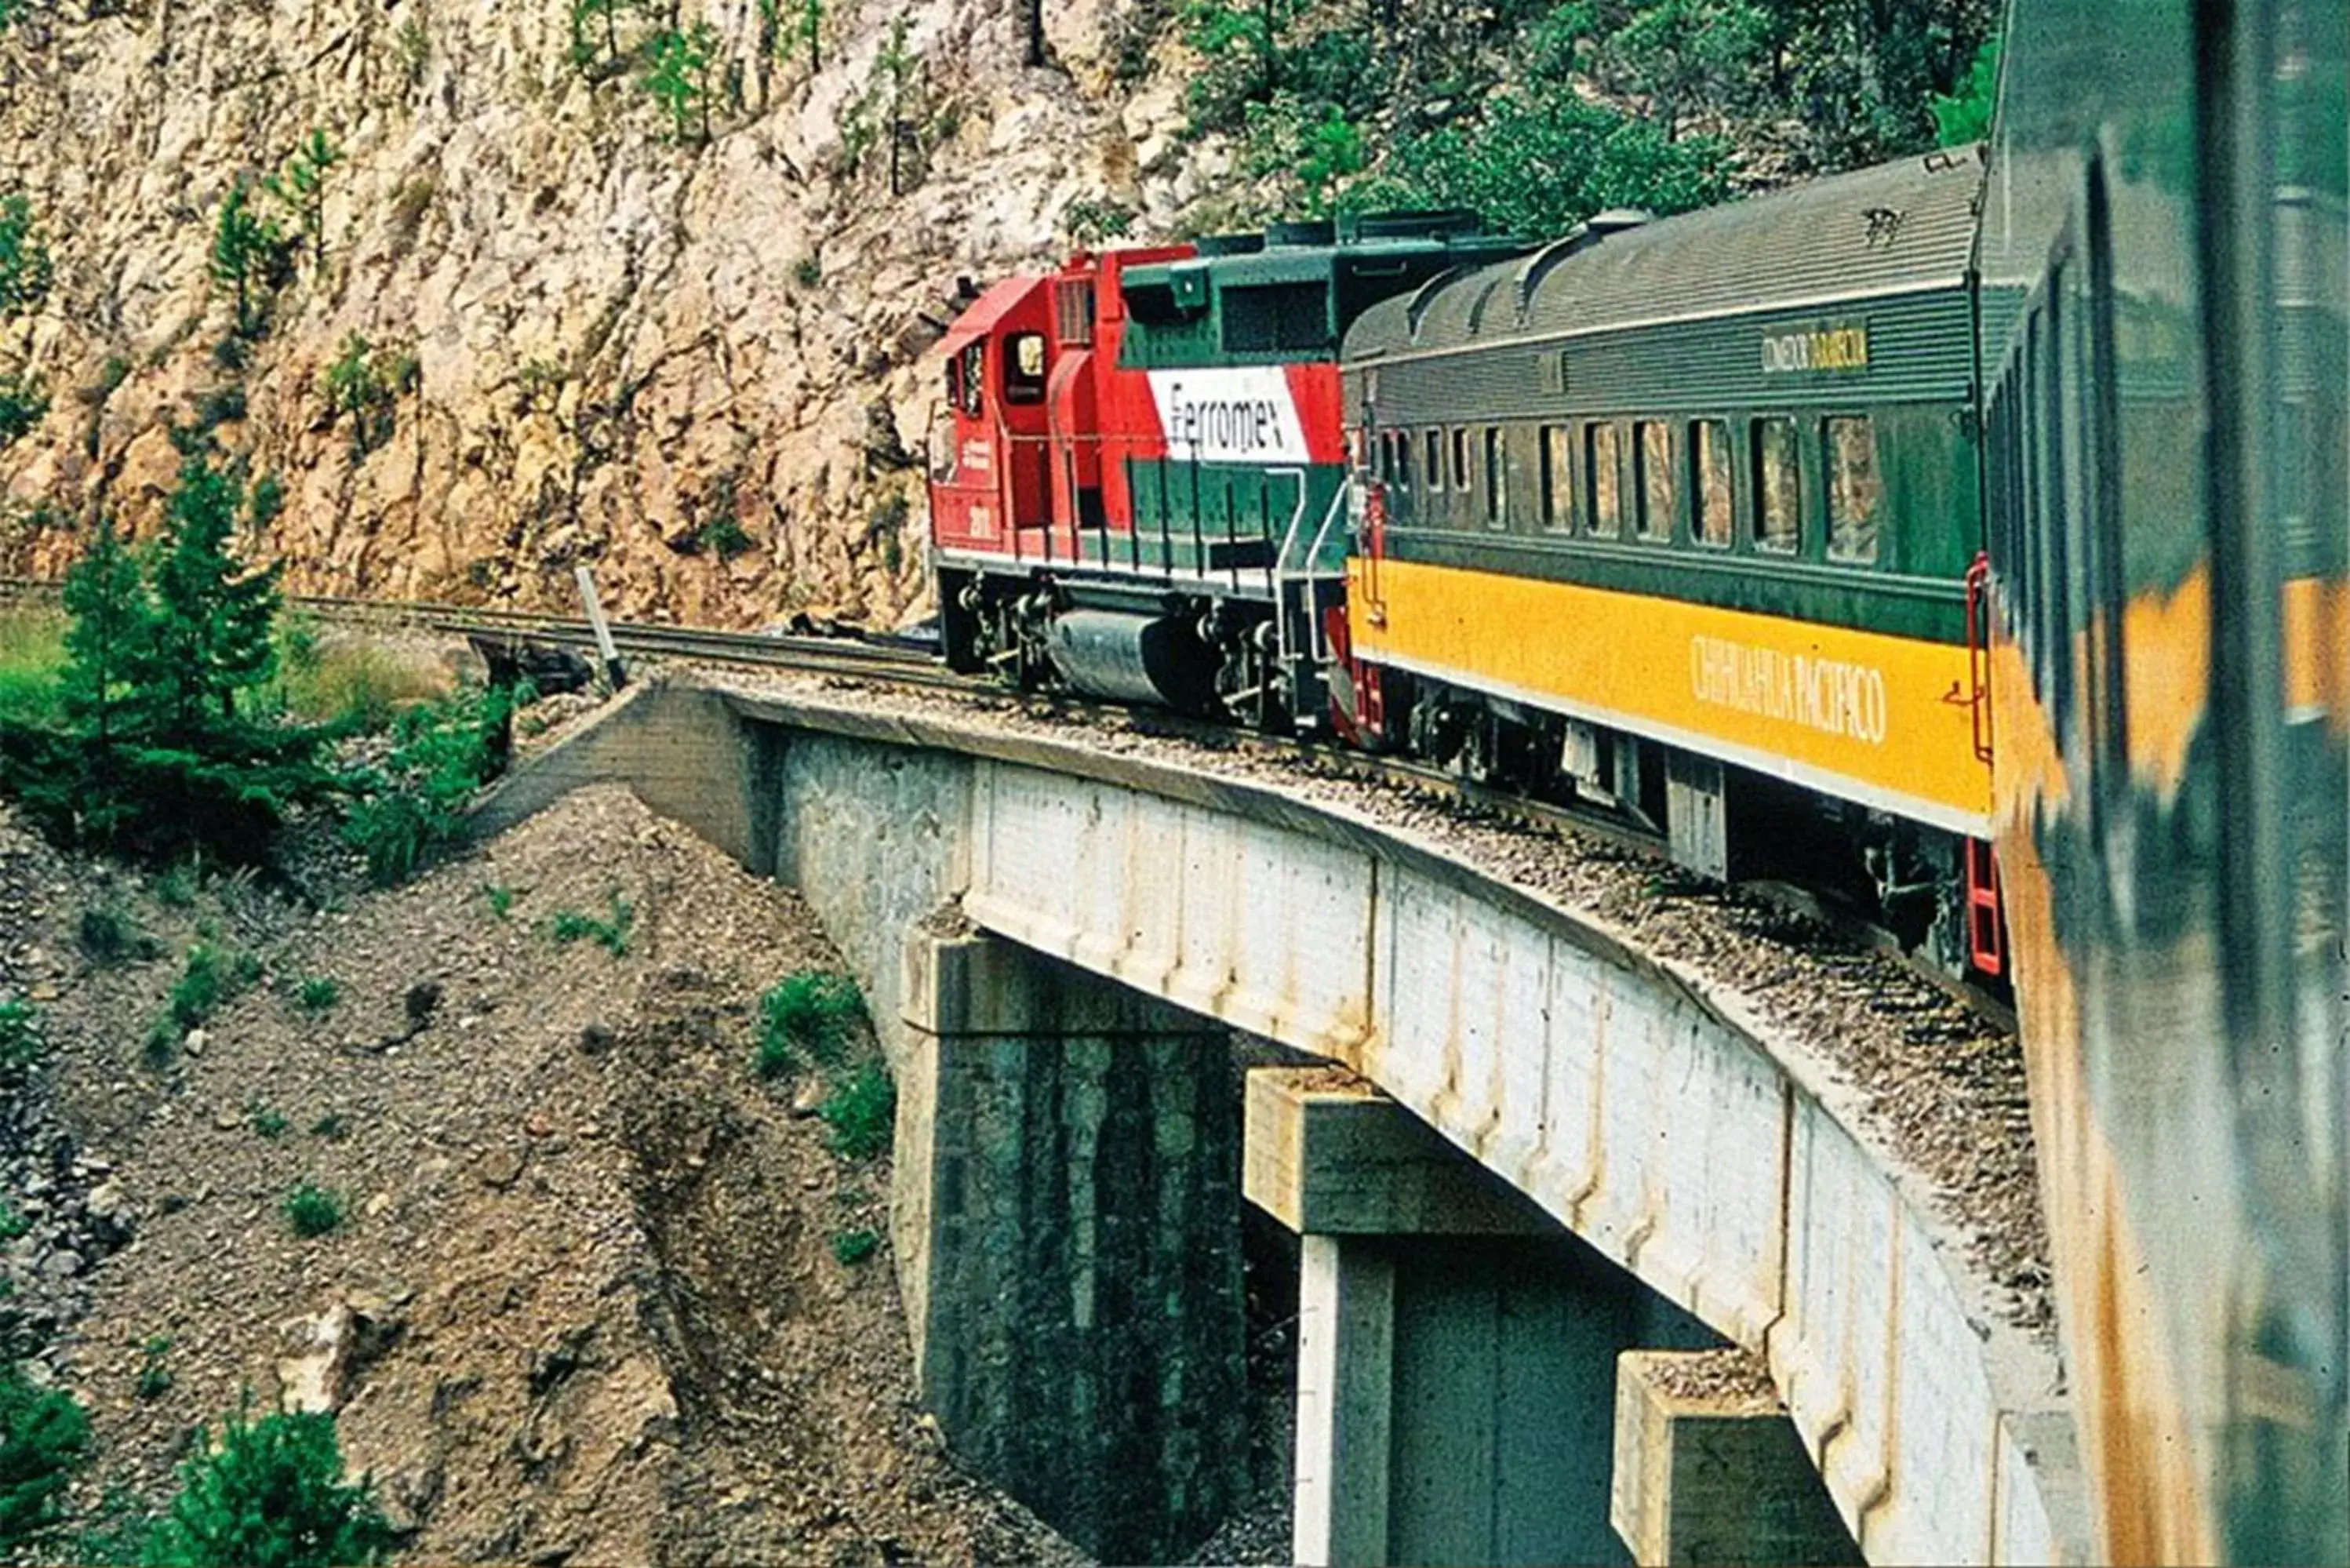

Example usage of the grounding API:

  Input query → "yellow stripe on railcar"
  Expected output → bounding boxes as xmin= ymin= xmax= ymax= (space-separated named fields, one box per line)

xmin=1350 ymin=557 xmax=1994 ymax=835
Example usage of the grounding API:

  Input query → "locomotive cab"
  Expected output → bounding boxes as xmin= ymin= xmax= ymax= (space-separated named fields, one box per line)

xmin=928 ymin=275 xmax=1057 ymax=565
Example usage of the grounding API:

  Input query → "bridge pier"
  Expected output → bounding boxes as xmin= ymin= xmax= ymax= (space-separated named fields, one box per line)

xmin=892 ymin=926 xmax=1249 ymax=1563
xmin=1246 ymin=1068 xmax=1716 ymax=1567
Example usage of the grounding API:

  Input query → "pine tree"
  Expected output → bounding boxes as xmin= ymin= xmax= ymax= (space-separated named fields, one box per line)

xmin=140 ymin=1405 xmax=392 ymax=1568
xmin=56 ymin=513 xmax=151 ymax=748
xmin=209 ymin=180 xmax=289 ymax=340
xmin=138 ymin=449 xmax=282 ymax=747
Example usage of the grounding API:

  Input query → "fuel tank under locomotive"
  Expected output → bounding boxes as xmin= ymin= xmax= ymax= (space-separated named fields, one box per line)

xmin=1045 ymin=609 xmax=1221 ymax=715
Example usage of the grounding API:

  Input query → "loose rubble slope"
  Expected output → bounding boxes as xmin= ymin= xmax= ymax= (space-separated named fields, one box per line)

xmin=20 ymin=784 xmax=1078 ymax=1565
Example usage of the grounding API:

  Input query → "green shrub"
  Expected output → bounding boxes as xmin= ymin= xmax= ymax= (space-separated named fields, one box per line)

xmin=791 ymin=255 xmax=821 ymax=288
xmin=830 ymin=1228 xmax=879 ymax=1266
xmin=136 ymin=1336 xmax=173 ymax=1401
xmin=548 ymin=891 xmax=632 ymax=957
xmin=694 ymin=515 xmax=755 ymax=559
xmin=282 ymin=1184 xmax=343 ymax=1239
xmin=0 ymin=1202 xmax=29 ymax=1242
xmin=78 ymin=904 xmax=162 ymax=965
xmin=140 ymin=1402 xmax=393 ymax=1567
xmin=480 ymin=882 xmax=515 ymax=920
xmin=818 ymin=1061 xmax=894 ymax=1161
xmin=308 ymin=1113 xmax=348 ymax=1141
xmin=755 ymin=970 xmax=861 ymax=1077
xmin=154 ymin=863 xmax=200 ymax=908
xmin=0 ymin=1363 xmax=89 ymax=1548
xmin=166 ymin=943 xmax=256 ymax=1036
xmin=340 ymin=682 xmax=522 ymax=885
xmin=248 ymin=1101 xmax=288 ymax=1140
xmin=294 ymin=977 xmax=339 ymax=1014
xmin=0 ymin=999 xmax=44 ymax=1074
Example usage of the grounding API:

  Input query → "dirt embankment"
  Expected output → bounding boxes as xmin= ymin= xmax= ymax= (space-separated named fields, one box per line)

xmin=6 ymin=783 xmax=1081 ymax=1565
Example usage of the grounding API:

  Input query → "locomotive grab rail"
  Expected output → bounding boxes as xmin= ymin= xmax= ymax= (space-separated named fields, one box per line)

xmin=1964 ymin=551 xmax=1994 ymax=764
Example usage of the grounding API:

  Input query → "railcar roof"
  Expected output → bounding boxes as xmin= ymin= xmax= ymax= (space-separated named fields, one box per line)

xmin=1346 ymin=146 xmax=1987 ymax=362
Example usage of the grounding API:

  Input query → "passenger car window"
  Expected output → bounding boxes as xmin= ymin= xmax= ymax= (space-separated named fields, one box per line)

xmin=1003 ymin=333 xmax=1046 ymax=405
xmin=1824 ymin=416 xmax=1881 ymax=562
xmin=1691 ymin=421 xmax=1732 ymax=547
xmin=1752 ymin=417 xmax=1800 ymax=553
xmin=1425 ymin=430 xmax=1444 ymax=492
xmin=1634 ymin=420 xmax=1675 ymax=540
xmin=1483 ymin=428 xmax=1505 ymax=527
xmin=1584 ymin=423 xmax=1621 ymax=537
xmin=1541 ymin=426 xmax=1572 ymax=531
xmin=1450 ymin=428 xmax=1470 ymax=491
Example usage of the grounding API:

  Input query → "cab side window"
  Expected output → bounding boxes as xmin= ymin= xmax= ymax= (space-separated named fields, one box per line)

xmin=1003 ymin=333 xmax=1047 ymax=405
xmin=958 ymin=342 xmax=985 ymax=417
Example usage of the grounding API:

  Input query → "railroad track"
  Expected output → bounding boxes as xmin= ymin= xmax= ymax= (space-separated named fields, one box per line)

xmin=0 ymin=576 xmax=2010 ymax=1023
xmin=0 ymin=576 xmax=974 ymax=693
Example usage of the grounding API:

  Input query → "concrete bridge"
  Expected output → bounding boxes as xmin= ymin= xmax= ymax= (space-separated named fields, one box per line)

xmin=480 ymin=674 xmax=2086 ymax=1566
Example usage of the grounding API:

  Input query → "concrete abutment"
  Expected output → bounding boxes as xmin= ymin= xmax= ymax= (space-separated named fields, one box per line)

xmin=1247 ymin=1068 xmax=1719 ymax=1566
xmin=893 ymin=926 xmax=1250 ymax=1563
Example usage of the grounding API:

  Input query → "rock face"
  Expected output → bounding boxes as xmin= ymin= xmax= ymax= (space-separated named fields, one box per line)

xmin=0 ymin=0 xmax=1207 ymax=627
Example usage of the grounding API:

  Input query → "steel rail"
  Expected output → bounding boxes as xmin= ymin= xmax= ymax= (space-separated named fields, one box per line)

xmin=0 ymin=573 xmax=2008 ymax=1020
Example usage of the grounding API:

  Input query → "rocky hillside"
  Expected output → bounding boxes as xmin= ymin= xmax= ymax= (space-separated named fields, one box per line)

xmin=8 ymin=777 xmax=1091 ymax=1562
xmin=0 ymin=0 xmax=1208 ymax=628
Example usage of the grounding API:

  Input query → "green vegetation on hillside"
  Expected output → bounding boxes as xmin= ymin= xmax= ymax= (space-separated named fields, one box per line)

xmin=140 ymin=1403 xmax=392 ymax=1566
xmin=1173 ymin=0 xmax=1997 ymax=231
xmin=0 ymin=191 xmax=51 ymax=451
xmin=0 ymin=1364 xmax=88 ymax=1550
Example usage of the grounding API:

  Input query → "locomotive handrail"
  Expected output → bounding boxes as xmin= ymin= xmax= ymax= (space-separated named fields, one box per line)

xmin=1964 ymin=551 xmax=1995 ymax=764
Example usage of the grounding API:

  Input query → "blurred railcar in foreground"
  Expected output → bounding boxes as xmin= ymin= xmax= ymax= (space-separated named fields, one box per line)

xmin=1981 ymin=0 xmax=2348 ymax=1556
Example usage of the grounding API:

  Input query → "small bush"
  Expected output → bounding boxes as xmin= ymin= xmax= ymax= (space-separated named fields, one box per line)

xmin=480 ymin=882 xmax=515 ymax=920
xmin=248 ymin=1101 xmax=288 ymax=1140
xmin=695 ymin=515 xmax=755 ymax=559
xmin=309 ymin=1113 xmax=348 ymax=1141
xmin=154 ymin=863 xmax=200 ymax=909
xmin=792 ymin=255 xmax=821 ymax=288
xmin=0 ymin=1000 xmax=44 ymax=1074
xmin=295 ymin=976 xmax=339 ymax=1014
xmin=0 ymin=1363 xmax=89 ymax=1548
xmin=829 ymin=1228 xmax=879 ymax=1266
xmin=340 ymin=683 xmax=520 ymax=885
xmin=548 ymin=891 xmax=632 ymax=957
xmin=136 ymin=1336 xmax=173 ymax=1401
xmin=166 ymin=943 xmax=256 ymax=1036
xmin=0 ymin=1202 xmax=29 ymax=1242
xmin=818 ymin=1061 xmax=894 ymax=1161
xmin=755 ymin=970 xmax=861 ymax=1077
xmin=141 ymin=1402 xmax=393 ymax=1567
xmin=78 ymin=905 xmax=161 ymax=965
xmin=282 ymin=1184 xmax=343 ymax=1239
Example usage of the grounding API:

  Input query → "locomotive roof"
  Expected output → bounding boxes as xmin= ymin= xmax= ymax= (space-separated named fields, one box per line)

xmin=1344 ymin=146 xmax=1987 ymax=363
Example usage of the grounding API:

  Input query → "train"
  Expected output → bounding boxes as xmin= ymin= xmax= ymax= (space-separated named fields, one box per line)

xmin=928 ymin=155 xmax=2001 ymax=974
xmin=922 ymin=0 xmax=2349 ymax=1553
